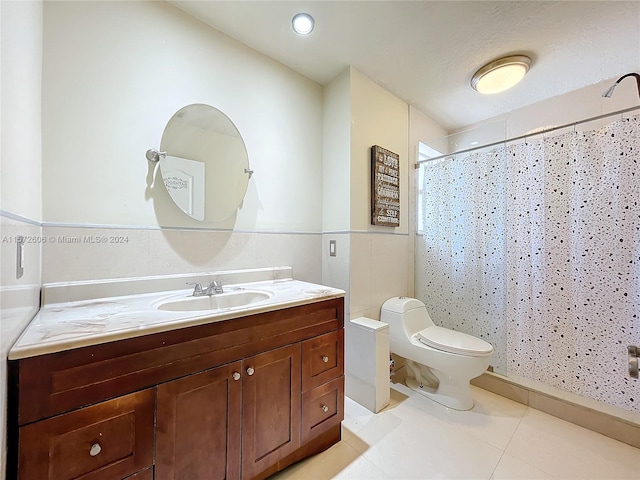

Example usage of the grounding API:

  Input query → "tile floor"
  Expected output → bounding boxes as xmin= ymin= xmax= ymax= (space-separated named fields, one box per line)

xmin=271 ymin=380 xmax=640 ymax=479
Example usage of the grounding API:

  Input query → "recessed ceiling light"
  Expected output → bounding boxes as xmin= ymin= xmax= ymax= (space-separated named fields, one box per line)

xmin=471 ymin=55 xmax=532 ymax=94
xmin=292 ymin=13 xmax=314 ymax=35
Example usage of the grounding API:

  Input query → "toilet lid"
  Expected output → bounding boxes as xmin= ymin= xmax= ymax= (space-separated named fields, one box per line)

xmin=416 ymin=326 xmax=493 ymax=356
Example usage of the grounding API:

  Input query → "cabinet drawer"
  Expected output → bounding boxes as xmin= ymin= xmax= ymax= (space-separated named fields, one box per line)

xmin=18 ymin=389 xmax=155 ymax=480
xmin=301 ymin=329 xmax=344 ymax=392
xmin=301 ymin=376 xmax=344 ymax=444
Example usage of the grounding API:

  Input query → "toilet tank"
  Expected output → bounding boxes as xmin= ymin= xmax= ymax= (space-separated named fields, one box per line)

xmin=380 ymin=297 xmax=435 ymax=342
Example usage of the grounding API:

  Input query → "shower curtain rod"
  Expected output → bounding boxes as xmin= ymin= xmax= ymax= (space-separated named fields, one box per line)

xmin=416 ymin=104 xmax=640 ymax=167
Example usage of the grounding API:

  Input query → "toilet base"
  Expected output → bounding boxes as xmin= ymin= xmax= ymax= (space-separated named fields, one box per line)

xmin=405 ymin=375 xmax=474 ymax=411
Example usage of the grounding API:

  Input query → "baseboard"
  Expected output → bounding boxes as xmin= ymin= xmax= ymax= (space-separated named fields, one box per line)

xmin=471 ymin=372 xmax=640 ymax=449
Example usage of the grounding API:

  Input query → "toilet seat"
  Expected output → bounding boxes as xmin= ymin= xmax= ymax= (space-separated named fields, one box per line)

xmin=416 ymin=326 xmax=493 ymax=357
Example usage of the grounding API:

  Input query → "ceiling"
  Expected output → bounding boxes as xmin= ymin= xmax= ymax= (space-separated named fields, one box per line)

xmin=170 ymin=1 xmax=640 ymax=131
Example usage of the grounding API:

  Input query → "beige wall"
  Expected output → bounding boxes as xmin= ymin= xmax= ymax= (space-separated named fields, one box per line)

xmin=42 ymin=1 xmax=324 ymax=233
xmin=322 ymin=68 xmax=351 ymax=233
xmin=322 ymin=69 xmax=352 ymax=309
xmin=38 ymin=1 xmax=325 ymax=285
xmin=349 ymin=70 xmax=409 ymax=235
xmin=321 ymin=67 xmax=419 ymax=320
xmin=1 ymin=2 xmax=42 ymax=221
xmin=349 ymin=69 xmax=411 ymax=320
xmin=0 ymin=2 xmax=43 ymax=477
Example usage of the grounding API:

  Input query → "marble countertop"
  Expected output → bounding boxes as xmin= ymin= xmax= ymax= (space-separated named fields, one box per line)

xmin=9 ymin=269 xmax=344 ymax=360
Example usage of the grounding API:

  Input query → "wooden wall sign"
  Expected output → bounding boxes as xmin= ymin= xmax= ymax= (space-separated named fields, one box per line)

xmin=371 ymin=145 xmax=400 ymax=227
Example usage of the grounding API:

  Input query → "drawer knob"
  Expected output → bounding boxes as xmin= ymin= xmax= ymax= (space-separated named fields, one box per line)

xmin=321 ymin=405 xmax=329 ymax=413
xmin=322 ymin=356 xmax=329 ymax=363
xmin=246 ymin=367 xmax=255 ymax=376
xmin=89 ymin=443 xmax=102 ymax=457
xmin=232 ymin=372 xmax=241 ymax=381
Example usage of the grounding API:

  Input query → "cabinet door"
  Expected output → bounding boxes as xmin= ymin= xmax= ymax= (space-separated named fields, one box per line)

xmin=124 ymin=468 xmax=153 ymax=480
xmin=156 ymin=361 xmax=243 ymax=480
xmin=241 ymin=344 xmax=301 ymax=479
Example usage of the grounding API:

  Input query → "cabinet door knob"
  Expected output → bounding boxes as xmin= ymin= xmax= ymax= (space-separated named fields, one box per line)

xmin=232 ymin=372 xmax=241 ymax=381
xmin=322 ymin=355 xmax=329 ymax=363
xmin=321 ymin=405 xmax=329 ymax=413
xmin=246 ymin=367 xmax=255 ymax=376
xmin=89 ymin=443 xmax=102 ymax=457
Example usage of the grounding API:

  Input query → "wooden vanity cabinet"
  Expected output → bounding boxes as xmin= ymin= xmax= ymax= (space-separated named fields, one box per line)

xmin=8 ymin=297 xmax=344 ymax=480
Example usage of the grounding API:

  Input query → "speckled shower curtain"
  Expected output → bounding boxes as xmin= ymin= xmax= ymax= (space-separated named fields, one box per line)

xmin=419 ymin=115 xmax=639 ymax=412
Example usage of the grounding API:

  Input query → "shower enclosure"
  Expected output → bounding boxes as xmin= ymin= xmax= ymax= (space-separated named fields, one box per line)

xmin=415 ymin=110 xmax=640 ymax=414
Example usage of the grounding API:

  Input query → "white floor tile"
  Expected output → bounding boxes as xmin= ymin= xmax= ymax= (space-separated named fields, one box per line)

xmin=366 ymin=425 xmax=502 ymax=479
xmin=490 ymin=453 xmax=557 ymax=479
xmin=345 ymin=409 xmax=406 ymax=454
xmin=269 ymin=440 xmax=389 ymax=480
xmin=453 ymin=386 xmax=527 ymax=450
xmin=505 ymin=408 xmax=640 ymax=479
xmin=375 ymin=382 xmax=526 ymax=451
xmin=332 ymin=455 xmax=391 ymax=480
xmin=351 ymin=404 xmax=503 ymax=480
xmin=269 ymin=383 xmax=640 ymax=480
xmin=342 ymin=396 xmax=378 ymax=435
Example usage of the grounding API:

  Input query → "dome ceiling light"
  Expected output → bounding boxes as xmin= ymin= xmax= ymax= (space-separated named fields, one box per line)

xmin=292 ymin=13 xmax=314 ymax=35
xmin=471 ymin=55 xmax=532 ymax=94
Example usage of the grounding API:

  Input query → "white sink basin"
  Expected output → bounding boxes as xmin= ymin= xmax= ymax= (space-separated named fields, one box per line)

xmin=157 ymin=290 xmax=272 ymax=312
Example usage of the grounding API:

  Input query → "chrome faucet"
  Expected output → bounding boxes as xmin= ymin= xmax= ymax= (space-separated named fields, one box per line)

xmin=204 ymin=280 xmax=224 ymax=295
xmin=187 ymin=282 xmax=205 ymax=296
xmin=187 ymin=281 xmax=223 ymax=296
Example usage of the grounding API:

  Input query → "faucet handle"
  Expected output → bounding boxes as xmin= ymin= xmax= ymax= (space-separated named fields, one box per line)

xmin=186 ymin=282 xmax=203 ymax=295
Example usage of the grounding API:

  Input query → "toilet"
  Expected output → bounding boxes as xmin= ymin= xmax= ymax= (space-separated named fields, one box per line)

xmin=380 ymin=297 xmax=493 ymax=410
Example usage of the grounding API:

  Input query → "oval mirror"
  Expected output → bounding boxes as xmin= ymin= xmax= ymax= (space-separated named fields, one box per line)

xmin=159 ymin=104 xmax=250 ymax=222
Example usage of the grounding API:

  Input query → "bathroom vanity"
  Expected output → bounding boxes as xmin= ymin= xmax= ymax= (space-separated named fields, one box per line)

xmin=7 ymin=269 xmax=345 ymax=480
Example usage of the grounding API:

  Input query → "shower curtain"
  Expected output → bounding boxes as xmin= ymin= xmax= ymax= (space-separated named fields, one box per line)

xmin=419 ymin=115 xmax=639 ymax=412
